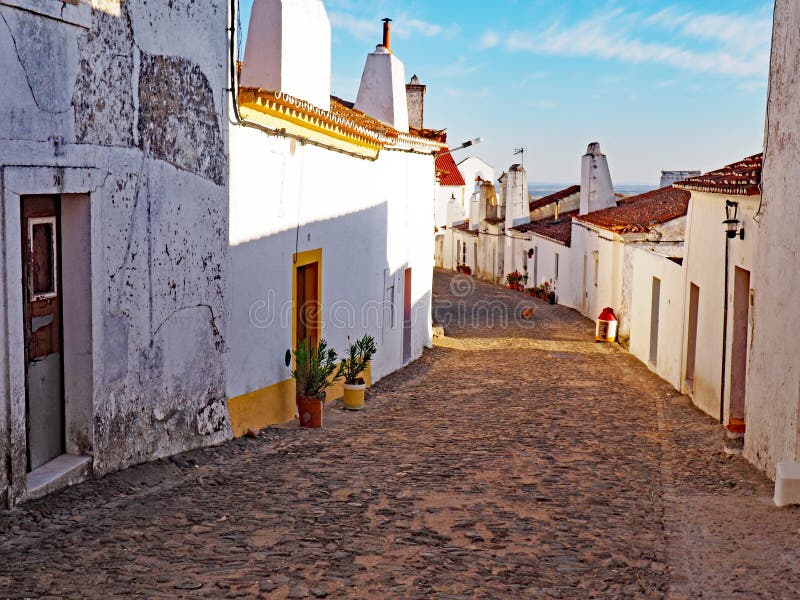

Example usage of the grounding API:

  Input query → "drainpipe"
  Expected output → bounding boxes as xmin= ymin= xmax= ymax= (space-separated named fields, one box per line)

xmin=719 ymin=232 xmax=730 ymax=424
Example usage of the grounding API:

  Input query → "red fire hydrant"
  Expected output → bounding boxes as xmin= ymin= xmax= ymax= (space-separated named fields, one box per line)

xmin=596 ymin=307 xmax=618 ymax=343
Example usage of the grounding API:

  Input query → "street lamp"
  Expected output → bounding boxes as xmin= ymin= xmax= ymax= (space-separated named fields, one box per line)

xmin=449 ymin=137 xmax=483 ymax=153
xmin=723 ymin=200 xmax=745 ymax=240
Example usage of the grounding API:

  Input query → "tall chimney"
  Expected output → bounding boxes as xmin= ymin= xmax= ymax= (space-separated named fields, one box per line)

xmin=382 ymin=18 xmax=392 ymax=51
xmin=406 ymin=74 xmax=426 ymax=129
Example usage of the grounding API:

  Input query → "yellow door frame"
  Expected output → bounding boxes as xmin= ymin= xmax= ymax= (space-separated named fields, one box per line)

xmin=292 ymin=248 xmax=323 ymax=351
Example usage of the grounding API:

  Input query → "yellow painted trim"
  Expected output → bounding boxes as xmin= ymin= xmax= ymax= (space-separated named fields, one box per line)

xmin=228 ymin=378 xmax=296 ymax=437
xmin=227 ymin=364 xmax=372 ymax=438
xmin=239 ymin=97 xmax=382 ymax=159
xmin=292 ymin=247 xmax=323 ymax=352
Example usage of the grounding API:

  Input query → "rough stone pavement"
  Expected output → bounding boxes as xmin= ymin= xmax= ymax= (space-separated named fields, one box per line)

xmin=1 ymin=270 xmax=799 ymax=599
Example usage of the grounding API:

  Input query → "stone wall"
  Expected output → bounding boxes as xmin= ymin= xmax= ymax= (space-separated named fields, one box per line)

xmin=0 ymin=0 xmax=230 ymax=504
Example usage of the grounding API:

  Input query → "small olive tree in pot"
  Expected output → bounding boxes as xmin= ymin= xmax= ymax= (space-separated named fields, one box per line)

xmin=337 ymin=335 xmax=377 ymax=411
xmin=292 ymin=339 xmax=341 ymax=428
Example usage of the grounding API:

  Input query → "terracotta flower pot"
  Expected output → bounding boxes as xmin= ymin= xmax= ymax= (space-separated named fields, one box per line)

xmin=297 ymin=396 xmax=323 ymax=428
xmin=343 ymin=383 xmax=366 ymax=411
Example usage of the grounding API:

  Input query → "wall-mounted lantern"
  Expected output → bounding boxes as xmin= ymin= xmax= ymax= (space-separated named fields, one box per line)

xmin=527 ymin=248 xmax=534 ymax=259
xmin=724 ymin=200 xmax=745 ymax=240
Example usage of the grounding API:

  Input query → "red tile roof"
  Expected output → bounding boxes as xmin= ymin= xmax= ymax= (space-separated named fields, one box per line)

xmin=452 ymin=221 xmax=478 ymax=236
xmin=530 ymin=185 xmax=580 ymax=212
xmin=436 ymin=150 xmax=466 ymax=186
xmin=575 ymin=186 xmax=691 ymax=234
xmin=411 ymin=127 xmax=447 ymax=143
xmin=512 ymin=211 xmax=578 ymax=246
xmin=675 ymin=153 xmax=762 ymax=196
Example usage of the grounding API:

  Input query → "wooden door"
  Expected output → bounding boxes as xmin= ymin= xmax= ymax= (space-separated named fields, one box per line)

xmin=22 ymin=195 xmax=64 ymax=471
xmin=296 ymin=261 xmax=319 ymax=349
xmin=403 ymin=268 xmax=412 ymax=364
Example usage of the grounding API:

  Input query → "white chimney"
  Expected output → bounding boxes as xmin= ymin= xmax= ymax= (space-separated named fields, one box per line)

xmin=505 ymin=164 xmax=529 ymax=228
xmin=354 ymin=18 xmax=410 ymax=132
xmin=580 ymin=142 xmax=616 ymax=215
xmin=240 ymin=0 xmax=331 ymax=112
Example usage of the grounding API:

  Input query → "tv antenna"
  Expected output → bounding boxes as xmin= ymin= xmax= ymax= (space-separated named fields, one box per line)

xmin=513 ymin=147 xmax=525 ymax=168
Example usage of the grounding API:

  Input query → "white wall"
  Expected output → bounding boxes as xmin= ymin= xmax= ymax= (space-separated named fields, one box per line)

xmin=513 ymin=235 xmax=572 ymax=302
xmin=629 ymin=249 xmax=686 ymax=389
xmin=681 ymin=191 xmax=758 ymax=421
xmin=570 ymin=223 xmax=624 ymax=322
xmin=228 ymin=126 xmax=434 ymax=402
xmin=355 ymin=46 xmax=409 ymax=132
xmin=745 ymin=0 xmax=800 ymax=478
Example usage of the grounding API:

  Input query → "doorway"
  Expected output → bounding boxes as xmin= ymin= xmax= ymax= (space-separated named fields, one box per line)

xmin=649 ymin=277 xmax=661 ymax=366
xmin=685 ymin=283 xmax=700 ymax=391
xmin=729 ymin=268 xmax=751 ymax=425
xmin=22 ymin=195 xmax=64 ymax=472
xmin=293 ymin=250 xmax=322 ymax=350
xmin=403 ymin=268 xmax=412 ymax=364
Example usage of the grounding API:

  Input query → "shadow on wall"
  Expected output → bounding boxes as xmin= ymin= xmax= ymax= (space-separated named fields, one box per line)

xmin=227 ymin=200 xmax=432 ymax=430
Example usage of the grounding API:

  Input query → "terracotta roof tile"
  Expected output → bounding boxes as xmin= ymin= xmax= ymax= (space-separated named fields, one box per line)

xmin=452 ymin=221 xmax=478 ymax=236
xmin=675 ymin=153 xmax=762 ymax=196
xmin=329 ymin=96 xmax=398 ymax=139
xmin=436 ymin=150 xmax=466 ymax=186
xmin=529 ymin=185 xmax=580 ymax=212
xmin=512 ymin=211 xmax=578 ymax=246
xmin=575 ymin=186 xmax=690 ymax=234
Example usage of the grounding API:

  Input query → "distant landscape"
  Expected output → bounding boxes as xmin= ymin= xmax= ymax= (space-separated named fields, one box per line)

xmin=529 ymin=183 xmax=655 ymax=200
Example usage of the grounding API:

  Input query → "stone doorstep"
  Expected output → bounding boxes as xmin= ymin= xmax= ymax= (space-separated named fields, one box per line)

xmin=23 ymin=454 xmax=92 ymax=504
xmin=774 ymin=461 xmax=800 ymax=508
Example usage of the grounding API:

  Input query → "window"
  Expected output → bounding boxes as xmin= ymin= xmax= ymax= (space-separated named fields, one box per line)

xmin=28 ymin=217 xmax=58 ymax=301
xmin=593 ymin=251 xmax=599 ymax=287
xmin=554 ymin=253 xmax=560 ymax=280
xmin=461 ymin=241 xmax=467 ymax=265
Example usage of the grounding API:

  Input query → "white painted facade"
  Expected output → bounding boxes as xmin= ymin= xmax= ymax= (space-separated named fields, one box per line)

xmin=228 ymin=4 xmax=437 ymax=436
xmin=745 ymin=0 xmax=800 ymax=479
xmin=228 ymin=130 xmax=435 ymax=396
xmin=629 ymin=249 xmax=686 ymax=389
xmin=680 ymin=191 xmax=759 ymax=422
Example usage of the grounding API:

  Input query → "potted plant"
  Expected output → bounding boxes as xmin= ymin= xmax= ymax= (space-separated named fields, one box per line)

xmin=291 ymin=338 xmax=341 ymax=428
xmin=547 ymin=290 xmax=556 ymax=304
xmin=337 ymin=335 xmax=377 ymax=411
xmin=506 ymin=270 xmax=523 ymax=289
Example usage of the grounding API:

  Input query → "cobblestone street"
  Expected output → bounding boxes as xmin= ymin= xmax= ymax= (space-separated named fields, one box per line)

xmin=2 ymin=270 xmax=799 ymax=599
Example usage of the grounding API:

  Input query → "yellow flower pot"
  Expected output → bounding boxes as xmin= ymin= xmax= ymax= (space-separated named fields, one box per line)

xmin=343 ymin=383 xmax=366 ymax=411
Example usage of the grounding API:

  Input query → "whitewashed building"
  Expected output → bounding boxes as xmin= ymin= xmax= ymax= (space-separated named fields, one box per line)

xmin=0 ymin=0 xmax=230 ymax=505
xmin=745 ymin=0 xmax=800 ymax=488
xmin=227 ymin=3 xmax=440 ymax=436
xmin=509 ymin=186 xmax=579 ymax=301
xmin=573 ymin=185 xmax=690 ymax=342
xmin=434 ymin=150 xmax=466 ymax=269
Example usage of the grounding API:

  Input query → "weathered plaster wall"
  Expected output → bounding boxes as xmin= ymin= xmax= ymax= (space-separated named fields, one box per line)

xmin=0 ymin=0 xmax=230 ymax=502
xmin=745 ymin=0 xmax=800 ymax=478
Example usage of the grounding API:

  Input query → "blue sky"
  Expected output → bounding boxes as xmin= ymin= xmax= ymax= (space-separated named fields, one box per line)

xmin=238 ymin=0 xmax=773 ymax=185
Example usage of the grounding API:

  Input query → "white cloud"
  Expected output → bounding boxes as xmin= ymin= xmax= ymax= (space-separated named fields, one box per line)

xmin=478 ymin=31 xmax=500 ymax=49
xmin=446 ymin=87 xmax=490 ymax=98
xmin=496 ymin=6 xmax=771 ymax=85
xmin=328 ymin=10 xmax=446 ymax=42
xmin=432 ymin=56 xmax=481 ymax=78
